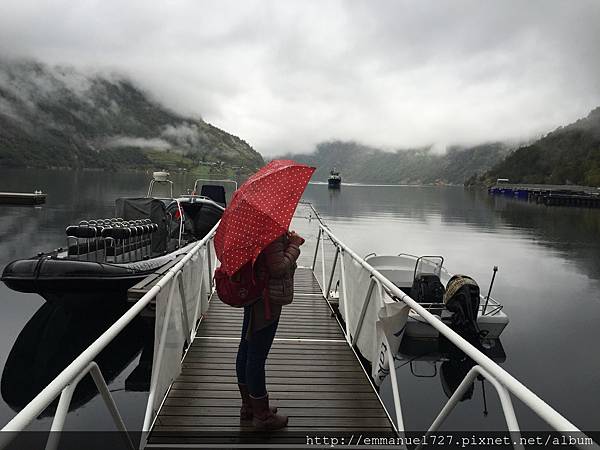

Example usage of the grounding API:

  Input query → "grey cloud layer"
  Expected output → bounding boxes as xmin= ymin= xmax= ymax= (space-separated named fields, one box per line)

xmin=1 ymin=0 xmax=599 ymax=155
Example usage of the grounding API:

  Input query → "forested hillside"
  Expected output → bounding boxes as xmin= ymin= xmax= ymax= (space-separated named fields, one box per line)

xmin=0 ymin=59 xmax=263 ymax=171
xmin=285 ymin=141 xmax=510 ymax=184
xmin=470 ymin=107 xmax=600 ymax=186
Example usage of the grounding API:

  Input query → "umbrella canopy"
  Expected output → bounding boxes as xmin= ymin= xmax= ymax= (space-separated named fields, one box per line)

xmin=214 ymin=160 xmax=315 ymax=275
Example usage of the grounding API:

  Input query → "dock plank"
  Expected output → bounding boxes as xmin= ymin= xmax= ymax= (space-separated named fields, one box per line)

xmin=147 ymin=268 xmax=394 ymax=446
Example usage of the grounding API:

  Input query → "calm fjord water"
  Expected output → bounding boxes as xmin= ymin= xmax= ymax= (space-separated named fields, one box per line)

xmin=0 ymin=169 xmax=599 ymax=432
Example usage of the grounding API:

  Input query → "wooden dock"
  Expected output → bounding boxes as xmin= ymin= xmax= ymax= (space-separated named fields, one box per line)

xmin=145 ymin=267 xmax=394 ymax=447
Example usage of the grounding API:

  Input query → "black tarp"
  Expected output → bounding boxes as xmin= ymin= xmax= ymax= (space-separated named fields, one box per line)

xmin=115 ymin=198 xmax=168 ymax=254
xmin=200 ymin=185 xmax=226 ymax=206
xmin=180 ymin=202 xmax=223 ymax=239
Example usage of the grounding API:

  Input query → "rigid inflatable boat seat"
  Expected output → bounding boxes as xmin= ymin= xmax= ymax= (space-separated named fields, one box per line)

xmin=65 ymin=217 xmax=159 ymax=259
xmin=70 ymin=225 xmax=97 ymax=239
xmin=200 ymin=185 xmax=226 ymax=206
xmin=115 ymin=198 xmax=169 ymax=254
xmin=103 ymin=227 xmax=131 ymax=240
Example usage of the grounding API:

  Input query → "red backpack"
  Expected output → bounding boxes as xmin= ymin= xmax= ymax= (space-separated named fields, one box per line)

xmin=214 ymin=262 xmax=272 ymax=317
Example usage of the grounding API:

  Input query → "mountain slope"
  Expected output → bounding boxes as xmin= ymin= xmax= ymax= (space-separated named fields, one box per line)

xmin=0 ymin=59 xmax=263 ymax=170
xmin=475 ymin=107 xmax=600 ymax=186
xmin=285 ymin=141 xmax=510 ymax=184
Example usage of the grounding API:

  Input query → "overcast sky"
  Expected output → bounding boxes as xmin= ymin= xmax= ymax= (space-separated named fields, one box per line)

xmin=1 ymin=0 xmax=599 ymax=156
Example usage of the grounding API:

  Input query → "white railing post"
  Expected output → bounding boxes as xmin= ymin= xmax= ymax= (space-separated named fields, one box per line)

xmin=351 ymin=278 xmax=376 ymax=346
xmin=206 ymin=241 xmax=214 ymax=292
xmin=190 ymin=245 xmax=208 ymax=340
xmin=45 ymin=387 xmax=77 ymax=450
xmin=382 ymin=333 xmax=406 ymax=441
xmin=311 ymin=227 xmax=321 ymax=271
xmin=324 ymin=246 xmax=340 ymax=301
xmin=424 ymin=367 xmax=480 ymax=438
xmin=178 ymin=274 xmax=191 ymax=342
xmin=320 ymin=227 xmax=326 ymax=290
xmin=45 ymin=362 xmax=134 ymax=450
xmin=89 ymin=363 xmax=136 ymax=450
xmin=418 ymin=366 xmax=523 ymax=450
xmin=339 ymin=249 xmax=351 ymax=343
xmin=476 ymin=366 xmax=521 ymax=433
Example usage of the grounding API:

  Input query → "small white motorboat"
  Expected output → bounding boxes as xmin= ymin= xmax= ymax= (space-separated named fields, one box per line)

xmin=364 ymin=254 xmax=509 ymax=340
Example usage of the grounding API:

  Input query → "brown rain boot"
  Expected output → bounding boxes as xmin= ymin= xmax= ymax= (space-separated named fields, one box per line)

xmin=238 ymin=384 xmax=277 ymax=421
xmin=250 ymin=394 xmax=288 ymax=431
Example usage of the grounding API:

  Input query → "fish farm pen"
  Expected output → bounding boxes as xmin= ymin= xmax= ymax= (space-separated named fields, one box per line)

xmin=488 ymin=183 xmax=600 ymax=208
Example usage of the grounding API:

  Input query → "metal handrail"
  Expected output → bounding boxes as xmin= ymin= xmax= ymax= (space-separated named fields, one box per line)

xmin=0 ymin=223 xmax=220 ymax=450
xmin=314 ymin=222 xmax=597 ymax=448
xmin=299 ymin=200 xmax=328 ymax=228
xmin=147 ymin=178 xmax=173 ymax=198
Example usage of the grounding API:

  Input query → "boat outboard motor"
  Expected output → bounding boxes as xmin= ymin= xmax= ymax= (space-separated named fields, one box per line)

xmin=443 ymin=275 xmax=481 ymax=345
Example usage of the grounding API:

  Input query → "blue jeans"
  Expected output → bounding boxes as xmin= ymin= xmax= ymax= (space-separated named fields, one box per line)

xmin=236 ymin=305 xmax=279 ymax=397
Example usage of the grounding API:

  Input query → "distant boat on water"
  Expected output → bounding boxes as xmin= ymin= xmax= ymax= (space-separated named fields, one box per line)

xmin=328 ymin=169 xmax=341 ymax=188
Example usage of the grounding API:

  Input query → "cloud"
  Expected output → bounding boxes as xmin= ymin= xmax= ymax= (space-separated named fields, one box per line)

xmin=104 ymin=136 xmax=172 ymax=150
xmin=161 ymin=123 xmax=201 ymax=148
xmin=0 ymin=0 xmax=599 ymax=156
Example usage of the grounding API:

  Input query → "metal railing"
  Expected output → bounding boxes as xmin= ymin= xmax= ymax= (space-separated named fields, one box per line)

xmin=2 ymin=201 xmax=597 ymax=450
xmin=308 ymin=214 xmax=598 ymax=450
xmin=0 ymin=223 xmax=219 ymax=450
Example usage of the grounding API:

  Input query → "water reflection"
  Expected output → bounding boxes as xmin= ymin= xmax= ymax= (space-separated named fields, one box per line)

xmin=397 ymin=336 xmax=506 ymax=404
xmin=304 ymin=184 xmax=600 ymax=283
xmin=482 ymin=195 xmax=600 ymax=281
xmin=1 ymin=302 xmax=152 ymax=416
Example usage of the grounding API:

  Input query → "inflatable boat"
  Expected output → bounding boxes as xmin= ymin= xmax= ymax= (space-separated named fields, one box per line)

xmin=1 ymin=173 xmax=231 ymax=306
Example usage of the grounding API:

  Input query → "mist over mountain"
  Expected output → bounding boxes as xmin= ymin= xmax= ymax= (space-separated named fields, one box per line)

xmin=471 ymin=107 xmax=600 ymax=186
xmin=284 ymin=141 xmax=511 ymax=184
xmin=0 ymin=59 xmax=263 ymax=170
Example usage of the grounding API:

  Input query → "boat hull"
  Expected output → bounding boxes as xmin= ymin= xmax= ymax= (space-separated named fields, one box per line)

xmin=405 ymin=310 xmax=509 ymax=340
xmin=0 ymin=244 xmax=194 ymax=307
xmin=2 ymin=258 xmax=155 ymax=305
xmin=328 ymin=178 xmax=341 ymax=188
xmin=0 ymin=192 xmax=47 ymax=205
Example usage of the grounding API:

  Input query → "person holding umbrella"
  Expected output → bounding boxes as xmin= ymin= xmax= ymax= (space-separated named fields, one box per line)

xmin=213 ymin=160 xmax=315 ymax=431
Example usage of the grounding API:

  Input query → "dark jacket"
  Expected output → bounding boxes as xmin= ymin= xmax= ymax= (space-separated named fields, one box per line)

xmin=248 ymin=234 xmax=301 ymax=335
xmin=259 ymin=234 xmax=301 ymax=305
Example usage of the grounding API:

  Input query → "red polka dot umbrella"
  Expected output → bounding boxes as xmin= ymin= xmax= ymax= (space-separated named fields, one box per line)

xmin=214 ymin=159 xmax=316 ymax=276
